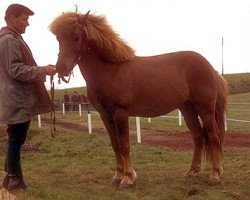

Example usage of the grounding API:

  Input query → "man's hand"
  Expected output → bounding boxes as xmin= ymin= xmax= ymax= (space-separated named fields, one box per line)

xmin=43 ymin=65 xmax=57 ymax=76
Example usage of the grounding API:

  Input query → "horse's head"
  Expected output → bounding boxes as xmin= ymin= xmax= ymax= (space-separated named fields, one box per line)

xmin=55 ymin=32 xmax=84 ymax=77
xmin=50 ymin=11 xmax=135 ymax=79
xmin=49 ymin=11 xmax=90 ymax=78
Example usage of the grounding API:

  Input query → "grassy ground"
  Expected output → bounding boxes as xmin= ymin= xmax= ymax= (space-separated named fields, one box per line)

xmin=223 ymin=73 xmax=250 ymax=94
xmin=0 ymin=122 xmax=250 ymax=200
xmin=227 ymin=92 xmax=250 ymax=133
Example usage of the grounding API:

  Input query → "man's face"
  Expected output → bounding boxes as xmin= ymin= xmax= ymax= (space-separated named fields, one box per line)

xmin=9 ymin=13 xmax=30 ymax=34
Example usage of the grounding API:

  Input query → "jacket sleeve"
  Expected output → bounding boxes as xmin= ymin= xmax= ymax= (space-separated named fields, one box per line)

xmin=2 ymin=35 xmax=46 ymax=82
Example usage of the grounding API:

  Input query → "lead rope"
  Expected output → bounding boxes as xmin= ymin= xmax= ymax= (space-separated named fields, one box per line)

xmin=50 ymin=75 xmax=56 ymax=137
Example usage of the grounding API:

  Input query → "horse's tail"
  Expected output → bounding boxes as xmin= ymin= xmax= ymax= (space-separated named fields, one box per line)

xmin=215 ymin=74 xmax=228 ymax=144
xmin=203 ymin=73 xmax=228 ymax=162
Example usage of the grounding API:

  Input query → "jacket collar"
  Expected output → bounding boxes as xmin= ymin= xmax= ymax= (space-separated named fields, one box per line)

xmin=0 ymin=26 xmax=23 ymax=39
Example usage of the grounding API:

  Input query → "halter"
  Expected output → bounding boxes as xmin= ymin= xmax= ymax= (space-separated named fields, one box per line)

xmin=58 ymin=26 xmax=85 ymax=84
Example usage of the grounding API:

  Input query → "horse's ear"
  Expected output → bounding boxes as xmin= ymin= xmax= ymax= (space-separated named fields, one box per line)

xmin=76 ymin=11 xmax=90 ymax=39
xmin=79 ymin=10 xmax=90 ymax=25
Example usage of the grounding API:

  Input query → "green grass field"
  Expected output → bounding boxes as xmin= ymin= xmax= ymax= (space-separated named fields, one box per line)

xmin=224 ymin=73 xmax=250 ymax=94
xmin=0 ymin=124 xmax=250 ymax=200
xmin=0 ymin=124 xmax=249 ymax=200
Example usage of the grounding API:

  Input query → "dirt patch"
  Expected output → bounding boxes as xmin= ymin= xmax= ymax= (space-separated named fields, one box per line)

xmin=1 ymin=119 xmax=250 ymax=152
xmin=0 ymin=125 xmax=47 ymax=153
xmin=138 ymin=130 xmax=250 ymax=151
xmin=41 ymin=118 xmax=250 ymax=152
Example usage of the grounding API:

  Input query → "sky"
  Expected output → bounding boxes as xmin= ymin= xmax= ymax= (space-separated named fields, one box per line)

xmin=1 ymin=0 xmax=250 ymax=89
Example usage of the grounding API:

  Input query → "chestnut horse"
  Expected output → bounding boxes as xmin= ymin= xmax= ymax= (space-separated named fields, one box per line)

xmin=50 ymin=12 xmax=227 ymax=188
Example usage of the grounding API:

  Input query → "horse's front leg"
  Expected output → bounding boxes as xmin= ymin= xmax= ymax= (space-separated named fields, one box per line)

xmin=113 ymin=110 xmax=137 ymax=189
xmin=100 ymin=114 xmax=124 ymax=186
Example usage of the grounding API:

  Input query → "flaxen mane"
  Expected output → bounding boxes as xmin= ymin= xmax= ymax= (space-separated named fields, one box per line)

xmin=50 ymin=12 xmax=135 ymax=63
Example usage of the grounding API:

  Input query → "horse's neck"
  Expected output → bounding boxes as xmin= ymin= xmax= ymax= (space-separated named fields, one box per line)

xmin=78 ymin=53 xmax=107 ymax=88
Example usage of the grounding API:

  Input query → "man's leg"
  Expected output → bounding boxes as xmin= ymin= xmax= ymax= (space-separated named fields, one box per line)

xmin=2 ymin=120 xmax=30 ymax=190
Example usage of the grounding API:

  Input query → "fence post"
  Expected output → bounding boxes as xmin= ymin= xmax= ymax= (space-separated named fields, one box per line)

xmin=178 ymin=110 xmax=182 ymax=126
xmin=38 ymin=115 xmax=41 ymax=128
xmin=79 ymin=104 xmax=82 ymax=116
xmin=136 ymin=117 xmax=141 ymax=143
xmin=225 ymin=115 xmax=228 ymax=131
xmin=62 ymin=103 xmax=65 ymax=115
xmin=87 ymin=111 xmax=92 ymax=134
xmin=148 ymin=118 xmax=151 ymax=123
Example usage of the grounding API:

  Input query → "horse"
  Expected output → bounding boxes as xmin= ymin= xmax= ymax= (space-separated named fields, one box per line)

xmin=49 ymin=11 xmax=227 ymax=188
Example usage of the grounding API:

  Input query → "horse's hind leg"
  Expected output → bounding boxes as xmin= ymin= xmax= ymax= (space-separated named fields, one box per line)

xmin=100 ymin=114 xmax=125 ymax=186
xmin=180 ymin=101 xmax=203 ymax=177
xmin=198 ymin=112 xmax=222 ymax=182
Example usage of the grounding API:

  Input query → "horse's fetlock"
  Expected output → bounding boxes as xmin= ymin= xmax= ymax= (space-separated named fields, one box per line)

xmin=124 ymin=171 xmax=133 ymax=178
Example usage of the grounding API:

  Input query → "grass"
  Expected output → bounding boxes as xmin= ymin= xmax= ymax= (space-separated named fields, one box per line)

xmin=223 ymin=73 xmax=250 ymax=94
xmin=226 ymin=92 xmax=250 ymax=133
xmin=0 ymin=124 xmax=249 ymax=200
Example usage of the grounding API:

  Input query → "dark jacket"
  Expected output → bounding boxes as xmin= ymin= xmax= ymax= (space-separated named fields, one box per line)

xmin=0 ymin=26 xmax=52 ymax=124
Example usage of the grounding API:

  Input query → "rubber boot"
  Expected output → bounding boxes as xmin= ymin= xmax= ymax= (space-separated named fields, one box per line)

xmin=1 ymin=174 xmax=10 ymax=189
xmin=7 ymin=162 xmax=27 ymax=191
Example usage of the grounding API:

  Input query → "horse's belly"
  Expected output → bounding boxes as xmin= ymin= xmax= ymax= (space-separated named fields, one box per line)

xmin=128 ymin=84 xmax=188 ymax=117
xmin=129 ymin=100 xmax=182 ymax=118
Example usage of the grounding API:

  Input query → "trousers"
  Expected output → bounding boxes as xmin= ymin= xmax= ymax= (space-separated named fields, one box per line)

xmin=4 ymin=120 xmax=30 ymax=177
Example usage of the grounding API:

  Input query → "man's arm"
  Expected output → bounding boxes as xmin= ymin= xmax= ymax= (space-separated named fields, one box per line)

xmin=1 ymin=35 xmax=56 ymax=82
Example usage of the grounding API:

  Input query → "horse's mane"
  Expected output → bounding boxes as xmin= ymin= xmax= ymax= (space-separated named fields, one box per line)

xmin=50 ymin=12 xmax=135 ymax=63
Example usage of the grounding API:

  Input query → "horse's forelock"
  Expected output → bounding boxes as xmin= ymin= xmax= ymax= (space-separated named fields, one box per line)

xmin=49 ymin=12 xmax=80 ymax=37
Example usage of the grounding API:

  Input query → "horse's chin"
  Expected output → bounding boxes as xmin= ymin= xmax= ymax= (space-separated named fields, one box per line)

xmin=58 ymin=73 xmax=71 ymax=83
xmin=56 ymin=63 xmax=75 ymax=81
xmin=55 ymin=63 xmax=73 ymax=77
xmin=57 ymin=71 xmax=70 ymax=78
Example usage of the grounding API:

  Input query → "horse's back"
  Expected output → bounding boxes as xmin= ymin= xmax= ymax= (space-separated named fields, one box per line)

xmin=126 ymin=51 xmax=219 ymax=116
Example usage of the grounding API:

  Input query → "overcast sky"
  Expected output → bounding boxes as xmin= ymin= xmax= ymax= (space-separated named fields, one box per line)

xmin=1 ymin=0 xmax=250 ymax=89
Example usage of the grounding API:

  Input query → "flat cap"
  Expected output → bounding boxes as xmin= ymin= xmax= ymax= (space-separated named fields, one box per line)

xmin=5 ymin=4 xmax=34 ymax=20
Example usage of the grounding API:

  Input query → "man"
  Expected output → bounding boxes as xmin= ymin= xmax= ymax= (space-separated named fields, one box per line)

xmin=71 ymin=91 xmax=78 ymax=111
xmin=0 ymin=4 xmax=56 ymax=191
xmin=63 ymin=91 xmax=70 ymax=111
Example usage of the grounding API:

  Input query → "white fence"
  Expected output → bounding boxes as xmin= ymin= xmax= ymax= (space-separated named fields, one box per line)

xmin=36 ymin=103 xmax=250 ymax=143
xmin=227 ymin=103 xmax=250 ymax=123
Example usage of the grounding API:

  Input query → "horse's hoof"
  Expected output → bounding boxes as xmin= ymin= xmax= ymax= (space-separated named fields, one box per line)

xmin=111 ymin=179 xmax=122 ymax=187
xmin=184 ymin=170 xmax=198 ymax=178
xmin=118 ymin=183 xmax=134 ymax=190
xmin=209 ymin=173 xmax=222 ymax=184
xmin=219 ymin=167 xmax=224 ymax=175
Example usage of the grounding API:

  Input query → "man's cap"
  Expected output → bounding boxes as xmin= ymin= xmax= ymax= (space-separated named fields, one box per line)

xmin=5 ymin=4 xmax=34 ymax=20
